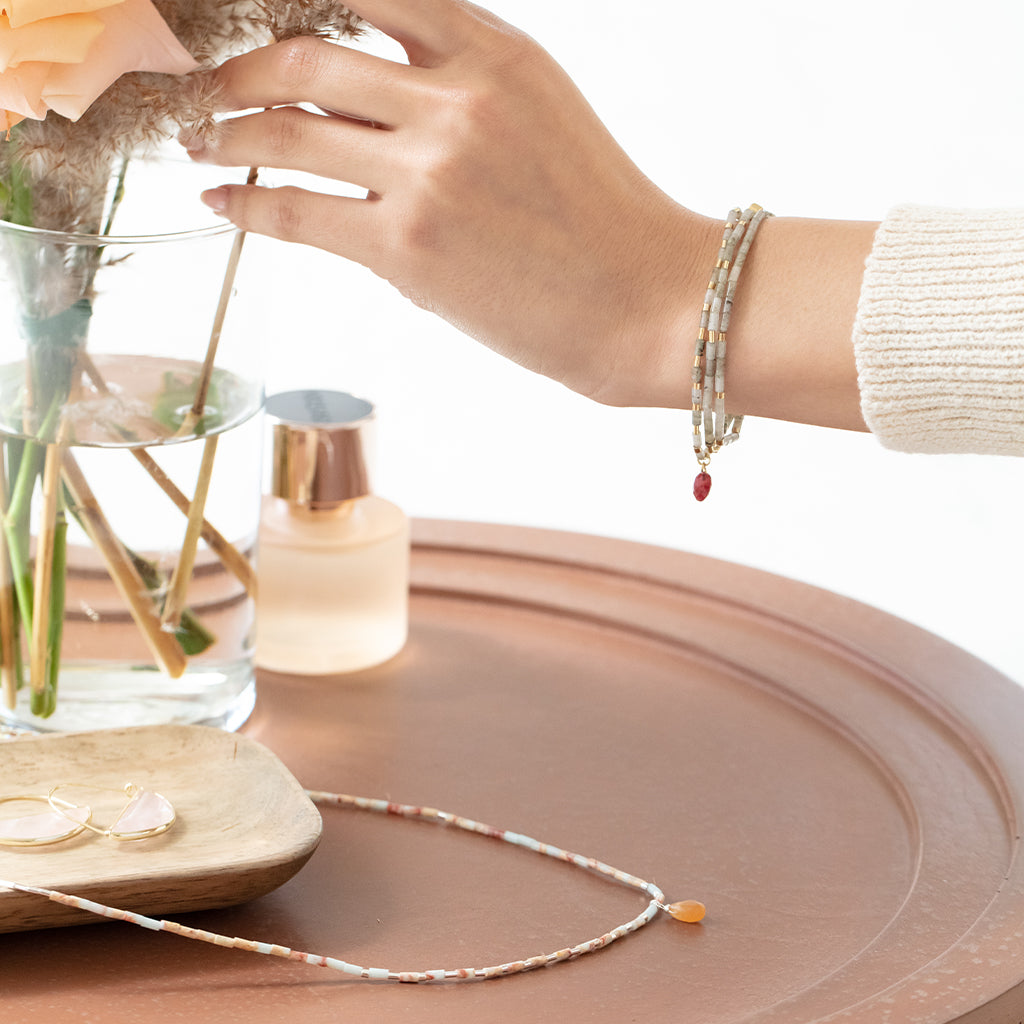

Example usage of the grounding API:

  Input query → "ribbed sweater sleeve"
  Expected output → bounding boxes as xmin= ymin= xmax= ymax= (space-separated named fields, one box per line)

xmin=852 ymin=204 xmax=1024 ymax=455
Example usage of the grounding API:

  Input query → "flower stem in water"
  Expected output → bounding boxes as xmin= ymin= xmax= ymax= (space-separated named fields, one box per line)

xmin=30 ymin=433 xmax=67 ymax=712
xmin=62 ymin=452 xmax=187 ymax=679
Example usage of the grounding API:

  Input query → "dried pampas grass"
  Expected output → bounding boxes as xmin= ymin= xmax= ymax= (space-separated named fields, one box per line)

xmin=0 ymin=0 xmax=363 ymax=233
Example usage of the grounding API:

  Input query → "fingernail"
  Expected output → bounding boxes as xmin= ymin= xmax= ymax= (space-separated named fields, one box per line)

xmin=200 ymin=187 xmax=228 ymax=213
xmin=177 ymin=129 xmax=206 ymax=158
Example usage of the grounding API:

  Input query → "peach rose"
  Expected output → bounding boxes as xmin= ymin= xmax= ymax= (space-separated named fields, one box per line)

xmin=0 ymin=0 xmax=197 ymax=131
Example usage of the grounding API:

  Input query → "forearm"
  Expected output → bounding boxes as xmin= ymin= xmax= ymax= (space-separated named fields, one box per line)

xmin=704 ymin=214 xmax=876 ymax=432
xmin=603 ymin=210 xmax=876 ymax=429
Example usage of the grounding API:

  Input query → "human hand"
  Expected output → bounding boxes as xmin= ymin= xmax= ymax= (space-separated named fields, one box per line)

xmin=182 ymin=0 xmax=713 ymax=408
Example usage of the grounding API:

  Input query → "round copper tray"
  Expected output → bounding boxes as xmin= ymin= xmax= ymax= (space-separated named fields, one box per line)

xmin=2 ymin=520 xmax=1023 ymax=1023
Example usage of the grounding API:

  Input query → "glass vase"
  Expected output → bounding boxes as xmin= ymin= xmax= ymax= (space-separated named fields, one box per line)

xmin=0 ymin=217 xmax=263 ymax=732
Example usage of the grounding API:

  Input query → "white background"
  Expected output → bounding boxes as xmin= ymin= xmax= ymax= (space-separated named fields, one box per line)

xmin=247 ymin=0 xmax=1024 ymax=684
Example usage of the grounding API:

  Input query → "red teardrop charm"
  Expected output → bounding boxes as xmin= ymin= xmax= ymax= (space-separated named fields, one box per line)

xmin=693 ymin=471 xmax=712 ymax=501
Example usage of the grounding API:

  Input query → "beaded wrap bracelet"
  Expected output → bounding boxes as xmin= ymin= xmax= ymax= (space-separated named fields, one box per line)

xmin=691 ymin=204 xmax=771 ymax=501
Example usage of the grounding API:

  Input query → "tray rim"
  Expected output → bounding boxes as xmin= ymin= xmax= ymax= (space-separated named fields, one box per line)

xmin=409 ymin=519 xmax=1024 ymax=1021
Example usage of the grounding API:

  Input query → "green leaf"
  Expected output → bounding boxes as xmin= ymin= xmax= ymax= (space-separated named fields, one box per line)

xmin=0 ymin=158 xmax=34 ymax=227
xmin=151 ymin=368 xmax=227 ymax=435
xmin=125 ymin=548 xmax=216 ymax=657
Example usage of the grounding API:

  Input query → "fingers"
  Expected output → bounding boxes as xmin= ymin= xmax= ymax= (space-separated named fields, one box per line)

xmin=201 ymin=184 xmax=378 ymax=265
xmin=185 ymin=107 xmax=394 ymax=194
xmin=210 ymin=37 xmax=417 ymax=126
xmin=341 ymin=0 xmax=490 ymax=62
xmin=208 ymin=1 xmax=514 ymax=120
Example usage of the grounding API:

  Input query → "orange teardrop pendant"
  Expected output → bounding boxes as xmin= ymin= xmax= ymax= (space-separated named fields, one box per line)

xmin=666 ymin=899 xmax=707 ymax=923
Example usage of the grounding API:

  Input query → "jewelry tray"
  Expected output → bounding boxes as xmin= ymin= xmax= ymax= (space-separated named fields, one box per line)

xmin=4 ymin=521 xmax=1024 ymax=1023
xmin=0 ymin=724 xmax=322 ymax=932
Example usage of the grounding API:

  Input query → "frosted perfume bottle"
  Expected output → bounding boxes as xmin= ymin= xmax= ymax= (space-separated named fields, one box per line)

xmin=256 ymin=390 xmax=410 ymax=674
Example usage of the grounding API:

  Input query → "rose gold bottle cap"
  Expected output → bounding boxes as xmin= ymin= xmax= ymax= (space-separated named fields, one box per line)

xmin=266 ymin=390 xmax=374 ymax=509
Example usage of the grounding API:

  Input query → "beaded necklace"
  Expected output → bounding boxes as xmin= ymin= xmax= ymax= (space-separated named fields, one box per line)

xmin=1 ymin=788 xmax=705 ymax=983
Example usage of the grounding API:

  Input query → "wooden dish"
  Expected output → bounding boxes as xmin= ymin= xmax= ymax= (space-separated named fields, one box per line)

xmin=0 ymin=724 xmax=322 ymax=932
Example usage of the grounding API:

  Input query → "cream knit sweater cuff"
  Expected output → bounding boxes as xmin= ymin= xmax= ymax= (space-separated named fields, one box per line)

xmin=853 ymin=203 xmax=1024 ymax=456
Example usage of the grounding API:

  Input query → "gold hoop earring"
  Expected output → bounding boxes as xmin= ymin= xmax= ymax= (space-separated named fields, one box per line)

xmin=48 ymin=783 xmax=175 ymax=842
xmin=0 ymin=794 xmax=92 ymax=847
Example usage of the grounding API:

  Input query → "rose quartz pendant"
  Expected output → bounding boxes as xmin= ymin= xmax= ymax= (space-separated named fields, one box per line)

xmin=110 ymin=789 xmax=176 ymax=840
xmin=0 ymin=804 xmax=90 ymax=846
xmin=693 ymin=471 xmax=712 ymax=502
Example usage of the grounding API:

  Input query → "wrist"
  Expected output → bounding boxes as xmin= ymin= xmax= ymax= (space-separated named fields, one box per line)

xmin=586 ymin=205 xmax=721 ymax=410
xmin=592 ymin=208 xmax=876 ymax=433
xmin=648 ymin=210 xmax=723 ymax=411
